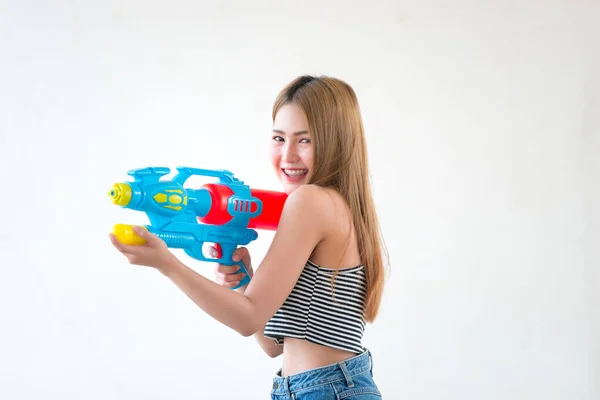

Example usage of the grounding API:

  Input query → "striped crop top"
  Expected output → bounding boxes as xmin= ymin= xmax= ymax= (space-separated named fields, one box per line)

xmin=264 ymin=259 xmax=367 ymax=354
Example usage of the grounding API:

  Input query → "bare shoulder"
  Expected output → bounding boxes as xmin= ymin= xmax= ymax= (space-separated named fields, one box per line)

xmin=280 ymin=184 xmax=348 ymax=236
xmin=286 ymin=184 xmax=330 ymax=202
xmin=283 ymin=185 xmax=358 ymax=269
xmin=282 ymin=184 xmax=339 ymax=217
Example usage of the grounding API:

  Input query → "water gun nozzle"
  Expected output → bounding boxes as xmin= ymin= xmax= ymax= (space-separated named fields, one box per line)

xmin=109 ymin=183 xmax=132 ymax=206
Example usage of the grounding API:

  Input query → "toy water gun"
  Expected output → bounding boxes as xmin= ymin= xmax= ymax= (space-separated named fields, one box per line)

xmin=108 ymin=166 xmax=287 ymax=289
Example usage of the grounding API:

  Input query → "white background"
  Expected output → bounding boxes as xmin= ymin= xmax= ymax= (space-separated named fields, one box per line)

xmin=1 ymin=1 xmax=598 ymax=399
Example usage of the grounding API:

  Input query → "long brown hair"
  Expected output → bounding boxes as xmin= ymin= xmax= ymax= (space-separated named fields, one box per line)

xmin=271 ymin=75 xmax=389 ymax=322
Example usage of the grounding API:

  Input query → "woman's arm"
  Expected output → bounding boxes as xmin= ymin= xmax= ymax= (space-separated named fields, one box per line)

xmin=213 ymin=251 xmax=283 ymax=358
xmin=233 ymin=279 xmax=283 ymax=358
xmin=212 ymin=249 xmax=283 ymax=357
xmin=253 ymin=325 xmax=283 ymax=358
xmin=112 ymin=184 xmax=329 ymax=337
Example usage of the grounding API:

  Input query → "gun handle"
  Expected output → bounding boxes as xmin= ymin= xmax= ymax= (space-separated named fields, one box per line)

xmin=231 ymin=260 xmax=251 ymax=290
xmin=214 ymin=243 xmax=251 ymax=290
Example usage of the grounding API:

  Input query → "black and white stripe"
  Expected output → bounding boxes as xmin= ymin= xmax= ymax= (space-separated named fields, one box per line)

xmin=264 ymin=260 xmax=367 ymax=354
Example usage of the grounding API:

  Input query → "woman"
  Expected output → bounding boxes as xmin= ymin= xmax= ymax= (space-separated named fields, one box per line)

xmin=110 ymin=75 xmax=388 ymax=399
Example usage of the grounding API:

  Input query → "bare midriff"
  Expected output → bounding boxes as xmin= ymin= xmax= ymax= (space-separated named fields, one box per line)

xmin=280 ymin=337 xmax=358 ymax=377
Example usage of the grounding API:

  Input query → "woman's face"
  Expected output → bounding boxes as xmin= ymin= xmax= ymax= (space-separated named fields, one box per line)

xmin=269 ymin=103 xmax=314 ymax=194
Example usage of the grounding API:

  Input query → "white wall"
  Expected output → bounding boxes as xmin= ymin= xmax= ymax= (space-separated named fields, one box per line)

xmin=1 ymin=1 xmax=598 ymax=399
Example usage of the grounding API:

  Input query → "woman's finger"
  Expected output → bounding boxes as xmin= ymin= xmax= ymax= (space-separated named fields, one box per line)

xmin=223 ymin=280 xmax=240 ymax=289
xmin=133 ymin=226 xmax=163 ymax=248
xmin=110 ymin=234 xmax=142 ymax=255
xmin=232 ymin=247 xmax=249 ymax=262
xmin=208 ymin=245 xmax=219 ymax=258
xmin=215 ymin=264 xmax=242 ymax=275
xmin=222 ymin=271 xmax=246 ymax=283
xmin=109 ymin=233 xmax=132 ymax=253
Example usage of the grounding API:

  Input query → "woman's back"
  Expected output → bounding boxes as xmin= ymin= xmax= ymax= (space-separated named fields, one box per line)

xmin=266 ymin=185 xmax=364 ymax=376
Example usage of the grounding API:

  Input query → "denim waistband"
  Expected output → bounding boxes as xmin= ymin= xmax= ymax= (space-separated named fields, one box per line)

xmin=271 ymin=350 xmax=373 ymax=396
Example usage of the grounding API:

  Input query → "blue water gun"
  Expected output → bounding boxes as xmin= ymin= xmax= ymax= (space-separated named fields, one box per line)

xmin=108 ymin=166 xmax=287 ymax=289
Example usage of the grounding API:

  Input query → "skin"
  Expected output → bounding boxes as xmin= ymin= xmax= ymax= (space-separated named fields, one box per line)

xmin=268 ymin=103 xmax=314 ymax=194
xmin=110 ymin=103 xmax=362 ymax=376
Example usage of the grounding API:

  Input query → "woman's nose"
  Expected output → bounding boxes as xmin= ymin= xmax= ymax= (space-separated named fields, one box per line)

xmin=281 ymin=143 xmax=299 ymax=162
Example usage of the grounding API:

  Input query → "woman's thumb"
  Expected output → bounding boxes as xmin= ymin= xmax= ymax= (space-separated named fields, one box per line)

xmin=233 ymin=247 xmax=251 ymax=265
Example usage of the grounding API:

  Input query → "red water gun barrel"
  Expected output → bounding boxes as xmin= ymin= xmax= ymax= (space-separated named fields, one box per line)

xmin=197 ymin=183 xmax=287 ymax=230
xmin=248 ymin=188 xmax=288 ymax=230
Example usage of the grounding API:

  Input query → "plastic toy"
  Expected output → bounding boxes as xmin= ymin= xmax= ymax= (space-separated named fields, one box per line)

xmin=108 ymin=166 xmax=287 ymax=289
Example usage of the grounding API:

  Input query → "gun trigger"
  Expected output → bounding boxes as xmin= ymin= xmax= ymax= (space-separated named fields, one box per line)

xmin=214 ymin=243 xmax=223 ymax=258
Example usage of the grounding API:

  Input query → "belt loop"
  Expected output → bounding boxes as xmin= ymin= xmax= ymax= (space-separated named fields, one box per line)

xmin=338 ymin=361 xmax=354 ymax=388
xmin=284 ymin=376 xmax=291 ymax=396
xmin=369 ymin=350 xmax=374 ymax=375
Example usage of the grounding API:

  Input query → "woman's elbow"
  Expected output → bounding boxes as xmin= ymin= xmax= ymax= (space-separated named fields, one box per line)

xmin=238 ymin=327 xmax=256 ymax=337
xmin=237 ymin=320 xmax=261 ymax=337
xmin=235 ymin=306 xmax=265 ymax=337
xmin=266 ymin=347 xmax=283 ymax=358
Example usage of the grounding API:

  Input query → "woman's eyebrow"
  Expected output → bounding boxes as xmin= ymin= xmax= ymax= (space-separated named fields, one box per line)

xmin=272 ymin=129 xmax=309 ymax=135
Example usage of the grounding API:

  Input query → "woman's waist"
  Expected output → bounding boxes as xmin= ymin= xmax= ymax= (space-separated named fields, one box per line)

xmin=280 ymin=338 xmax=362 ymax=376
xmin=274 ymin=344 xmax=373 ymax=393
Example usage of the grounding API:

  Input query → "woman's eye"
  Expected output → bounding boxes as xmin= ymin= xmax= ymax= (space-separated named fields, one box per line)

xmin=300 ymin=138 xmax=311 ymax=144
xmin=272 ymin=136 xmax=284 ymax=142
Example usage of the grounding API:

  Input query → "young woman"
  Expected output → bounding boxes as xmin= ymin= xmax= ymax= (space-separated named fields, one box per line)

xmin=110 ymin=75 xmax=388 ymax=399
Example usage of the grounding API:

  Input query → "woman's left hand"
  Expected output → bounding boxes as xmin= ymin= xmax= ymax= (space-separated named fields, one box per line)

xmin=109 ymin=226 xmax=178 ymax=272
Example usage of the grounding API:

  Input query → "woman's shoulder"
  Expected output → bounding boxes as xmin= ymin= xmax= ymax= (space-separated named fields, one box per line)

xmin=281 ymin=185 xmax=348 ymax=233
xmin=284 ymin=184 xmax=342 ymax=214
xmin=268 ymin=185 xmax=337 ymax=258
xmin=287 ymin=183 xmax=328 ymax=199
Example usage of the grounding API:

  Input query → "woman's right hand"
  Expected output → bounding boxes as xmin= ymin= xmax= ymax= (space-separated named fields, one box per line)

xmin=209 ymin=245 xmax=254 ymax=291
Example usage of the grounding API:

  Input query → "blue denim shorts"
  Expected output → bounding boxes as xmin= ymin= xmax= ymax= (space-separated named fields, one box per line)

xmin=270 ymin=349 xmax=382 ymax=399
